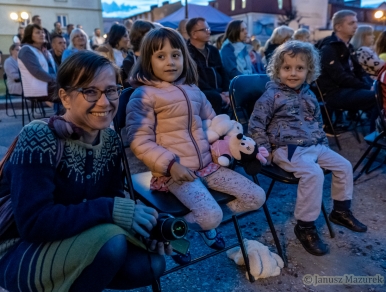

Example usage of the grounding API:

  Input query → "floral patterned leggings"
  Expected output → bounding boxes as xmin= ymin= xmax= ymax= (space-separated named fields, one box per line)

xmin=167 ymin=167 xmax=266 ymax=231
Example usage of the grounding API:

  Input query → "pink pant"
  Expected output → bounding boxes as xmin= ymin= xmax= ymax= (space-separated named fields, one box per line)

xmin=167 ymin=167 xmax=266 ymax=231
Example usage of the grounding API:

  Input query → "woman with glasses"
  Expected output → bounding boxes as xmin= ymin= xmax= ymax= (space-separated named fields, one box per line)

xmin=61 ymin=28 xmax=91 ymax=62
xmin=0 ymin=51 xmax=170 ymax=291
xmin=220 ymin=20 xmax=256 ymax=80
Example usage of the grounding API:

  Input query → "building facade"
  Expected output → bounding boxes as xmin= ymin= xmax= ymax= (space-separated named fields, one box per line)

xmin=0 ymin=0 xmax=103 ymax=53
xmin=126 ymin=1 xmax=183 ymax=23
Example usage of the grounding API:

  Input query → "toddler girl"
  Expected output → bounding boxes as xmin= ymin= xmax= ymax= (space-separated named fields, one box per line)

xmin=248 ymin=41 xmax=367 ymax=256
xmin=126 ymin=28 xmax=265 ymax=259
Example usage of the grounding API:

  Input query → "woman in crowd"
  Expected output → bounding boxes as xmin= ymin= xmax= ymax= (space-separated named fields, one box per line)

xmin=62 ymin=28 xmax=91 ymax=61
xmin=0 ymin=51 xmax=169 ymax=291
xmin=220 ymin=20 xmax=256 ymax=79
xmin=122 ymin=20 xmax=155 ymax=87
xmin=264 ymin=25 xmax=294 ymax=64
xmin=250 ymin=38 xmax=265 ymax=73
xmin=18 ymin=24 xmax=56 ymax=102
xmin=351 ymin=25 xmax=384 ymax=79
xmin=375 ymin=30 xmax=386 ymax=61
xmin=4 ymin=44 xmax=22 ymax=95
xmin=96 ymin=23 xmax=129 ymax=67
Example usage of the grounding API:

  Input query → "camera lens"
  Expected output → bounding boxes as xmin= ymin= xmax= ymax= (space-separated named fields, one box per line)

xmin=171 ymin=219 xmax=187 ymax=238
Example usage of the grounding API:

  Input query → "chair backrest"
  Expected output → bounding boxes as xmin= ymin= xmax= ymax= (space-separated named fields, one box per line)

xmin=229 ymin=74 xmax=270 ymax=124
xmin=373 ymin=80 xmax=386 ymax=132
xmin=115 ymin=87 xmax=135 ymax=131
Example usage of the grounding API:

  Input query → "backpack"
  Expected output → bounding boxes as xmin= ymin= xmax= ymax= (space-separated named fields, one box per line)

xmin=0 ymin=120 xmax=64 ymax=237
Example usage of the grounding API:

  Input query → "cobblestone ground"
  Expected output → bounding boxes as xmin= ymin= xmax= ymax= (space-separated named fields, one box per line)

xmin=1 ymin=110 xmax=385 ymax=292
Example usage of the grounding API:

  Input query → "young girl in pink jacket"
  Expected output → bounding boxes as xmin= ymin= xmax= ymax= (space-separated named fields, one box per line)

xmin=126 ymin=28 xmax=265 ymax=262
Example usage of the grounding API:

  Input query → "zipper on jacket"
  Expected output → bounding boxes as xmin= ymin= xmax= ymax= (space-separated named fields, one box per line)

xmin=175 ymin=85 xmax=204 ymax=169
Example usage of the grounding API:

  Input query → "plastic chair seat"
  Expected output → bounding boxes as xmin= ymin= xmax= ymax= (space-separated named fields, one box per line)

xmin=131 ymin=171 xmax=235 ymax=217
xmin=364 ymin=131 xmax=386 ymax=147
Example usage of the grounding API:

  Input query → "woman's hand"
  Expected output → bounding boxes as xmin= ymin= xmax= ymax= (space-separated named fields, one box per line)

xmin=132 ymin=204 xmax=158 ymax=238
xmin=169 ymin=162 xmax=197 ymax=185
xmin=148 ymin=240 xmax=173 ymax=256
xmin=221 ymin=92 xmax=230 ymax=108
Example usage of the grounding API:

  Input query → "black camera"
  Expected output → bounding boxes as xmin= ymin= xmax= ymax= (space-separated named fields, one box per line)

xmin=150 ymin=214 xmax=188 ymax=242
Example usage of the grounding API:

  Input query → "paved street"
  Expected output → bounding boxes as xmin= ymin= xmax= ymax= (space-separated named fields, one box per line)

xmin=0 ymin=108 xmax=385 ymax=292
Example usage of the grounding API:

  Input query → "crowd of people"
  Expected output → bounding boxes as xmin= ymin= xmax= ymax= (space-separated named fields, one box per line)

xmin=0 ymin=8 xmax=384 ymax=291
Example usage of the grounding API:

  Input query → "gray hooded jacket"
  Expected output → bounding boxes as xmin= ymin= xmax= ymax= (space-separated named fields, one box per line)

xmin=248 ymin=81 xmax=329 ymax=153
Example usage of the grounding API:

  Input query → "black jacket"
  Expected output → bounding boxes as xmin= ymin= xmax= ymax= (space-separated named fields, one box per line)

xmin=187 ymin=40 xmax=229 ymax=93
xmin=316 ymin=32 xmax=372 ymax=95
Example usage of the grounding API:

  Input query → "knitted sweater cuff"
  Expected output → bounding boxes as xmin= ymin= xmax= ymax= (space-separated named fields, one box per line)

xmin=113 ymin=197 xmax=135 ymax=231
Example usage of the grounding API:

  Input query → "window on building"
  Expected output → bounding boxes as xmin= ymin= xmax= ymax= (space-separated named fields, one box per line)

xmin=278 ymin=0 xmax=283 ymax=9
xmin=242 ymin=0 xmax=246 ymax=9
xmin=231 ymin=0 xmax=235 ymax=11
xmin=57 ymin=15 xmax=67 ymax=27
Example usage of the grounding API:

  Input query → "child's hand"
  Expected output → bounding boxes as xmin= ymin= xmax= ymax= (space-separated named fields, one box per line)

xmin=170 ymin=162 xmax=197 ymax=185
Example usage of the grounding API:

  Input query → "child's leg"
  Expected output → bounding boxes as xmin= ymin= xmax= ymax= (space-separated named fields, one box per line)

xmin=314 ymin=145 xmax=353 ymax=204
xmin=273 ymin=146 xmax=324 ymax=222
xmin=167 ymin=179 xmax=223 ymax=231
xmin=203 ymin=167 xmax=266 ymax=213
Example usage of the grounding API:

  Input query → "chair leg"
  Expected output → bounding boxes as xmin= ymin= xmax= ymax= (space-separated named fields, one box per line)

xmin=365 ymin=148 xmax=382 ymax=174
xmin=321 ymin=201 xmax=335 ymax=238
xmin=354 ymin=146 xmax=379 ymax=181
xmin=232 ymin=215 xmax=255 ymax=283
xmin=9 ymin=95 xmax=17 ymax=118
xmin=151 ymin=279 xmax=162 ymax=292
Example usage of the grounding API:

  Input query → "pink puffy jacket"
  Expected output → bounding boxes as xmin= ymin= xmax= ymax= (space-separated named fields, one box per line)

xmin=126 ymin=81 xmax=216 ymax=177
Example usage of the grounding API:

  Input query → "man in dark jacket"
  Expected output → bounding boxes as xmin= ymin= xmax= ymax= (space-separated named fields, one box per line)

xmin=186 ymin=17 xmax=230 ymax=115
xmin=316 ymin=10 xmax=376 ymax=130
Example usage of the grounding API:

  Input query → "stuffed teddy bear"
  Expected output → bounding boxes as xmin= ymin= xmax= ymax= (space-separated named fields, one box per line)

xmin=203 ymin=114 xmax=243 ymax=144
xmin=227 ymin=239 xmax=284 ymax=279
xmin=210 ymin=133 xmax=269 ymax=173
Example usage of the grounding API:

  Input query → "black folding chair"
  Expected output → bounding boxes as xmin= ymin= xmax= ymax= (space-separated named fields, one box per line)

xmin=353 ymin=80 xmax=386 ymax=181
xmin=113 ymin=88 xmax=259 ymax=291
xmin=229 ymin=74 xmax=335 ymax=264
xmin=3 ymin=73 xmax=18 ymax=118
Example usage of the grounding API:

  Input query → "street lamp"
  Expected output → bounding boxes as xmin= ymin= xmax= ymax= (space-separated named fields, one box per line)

xmin=10 ymin=11 xmax=29 ymax=24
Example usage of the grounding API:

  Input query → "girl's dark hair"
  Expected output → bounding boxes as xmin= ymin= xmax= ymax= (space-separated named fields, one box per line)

xmin=129 ymin=20 xmax=155 ymax=52
xmin=375 ymin=31 xmax=386 ymax=56
xmin=106 ymin=24 xmax=128 ymax=48
xmin=57 ymin=51 xmax=120 ymax=97
xmin=223 ymin=20 xmax=243 ymax=43
xmin=130 ymin=27 xmax=198 ymax=85
xmin=22 ymin=24 xmax=43 ymax=44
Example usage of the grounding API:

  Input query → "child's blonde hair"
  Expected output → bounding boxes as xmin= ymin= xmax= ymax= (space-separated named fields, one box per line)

xmin=266 ymin=40 xmax=320 ymax=84
xmin=293 ymin=28 xmax=310 ymax=41
xmin=267 ymin=25 xmax=294 ymax=45
xmin=130 ymin=27 xmax=198 ymax=85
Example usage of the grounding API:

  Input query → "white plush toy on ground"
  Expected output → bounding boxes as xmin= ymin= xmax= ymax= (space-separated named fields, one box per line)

xmin=227 ymin=239 xmax=284 ymax=279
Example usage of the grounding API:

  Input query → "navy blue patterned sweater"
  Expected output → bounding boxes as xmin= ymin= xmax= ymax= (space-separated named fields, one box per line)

xmin=2 ymin=122 xmax=135 ymax=242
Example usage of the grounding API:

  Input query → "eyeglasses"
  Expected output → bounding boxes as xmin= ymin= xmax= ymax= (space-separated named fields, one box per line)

xmin=194 ymin=27 xmax=211 ymax=33
xmin=66 ymin=85 xmax=123 ymax=103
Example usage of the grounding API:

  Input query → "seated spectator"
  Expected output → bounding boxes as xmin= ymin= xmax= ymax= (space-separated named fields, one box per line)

xmin=63 ymin=23 xmax=74 ymax=47
xmin=177 ymin=19 xmax=189 ymax=40
xmin=220 ymin=20 xmax=256 ymax=80
xmin=4 ymin=44 xmax=22 ymax=95
xmin=249 ymin=40 xmax=367 ymax=257
xmin=376 ymin=64 xmax=386 ymax=127
xmin=250 ymin=39 xmax=265 ymax=73
xmin=51 ymin=21 xmax=62 ymax=37
xmin=0 ymin=51 xmax=169 ymax=291
xmin=264 ymin=25 xmax=294 ymax=64
xmin=49 ymin=34 xmax=67 ymax=67
xmin=316 ymin=10 xmax=377 ymax=131
xmin=96 ymin=23 xmax=129 ymax=67
xmin=186 ymin=17 xmax=230 ymax=114
xmin=62 ymin=28 xmax=91 ymax=62
xmin=351 ymin=25 xmax=384 ymax=79
xmin=375 ymin=30 xmax=386 ymax=61
xmin=215 ymin=34 xmax=224 ymax=50
xmin=31 ymin=15 xmax=51 ymax=50
xmin=91 ymin=28 xmax=105 ymax=48
xmin=293 ymin=28 xmax=311 ymax=42
xmin=18 ymin=24 xmax=56 ymax=102
xmin=13 ymin=26 xmax=24 ymax=45
xmin=122 ymin=20 xmax=155 ymax=87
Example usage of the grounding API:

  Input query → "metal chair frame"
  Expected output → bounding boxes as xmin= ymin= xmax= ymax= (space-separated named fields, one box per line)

xmin=3 ymin=73 xmax=19 ymax=118
xmin=229 ymin=74 xmax=335 ymax=265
